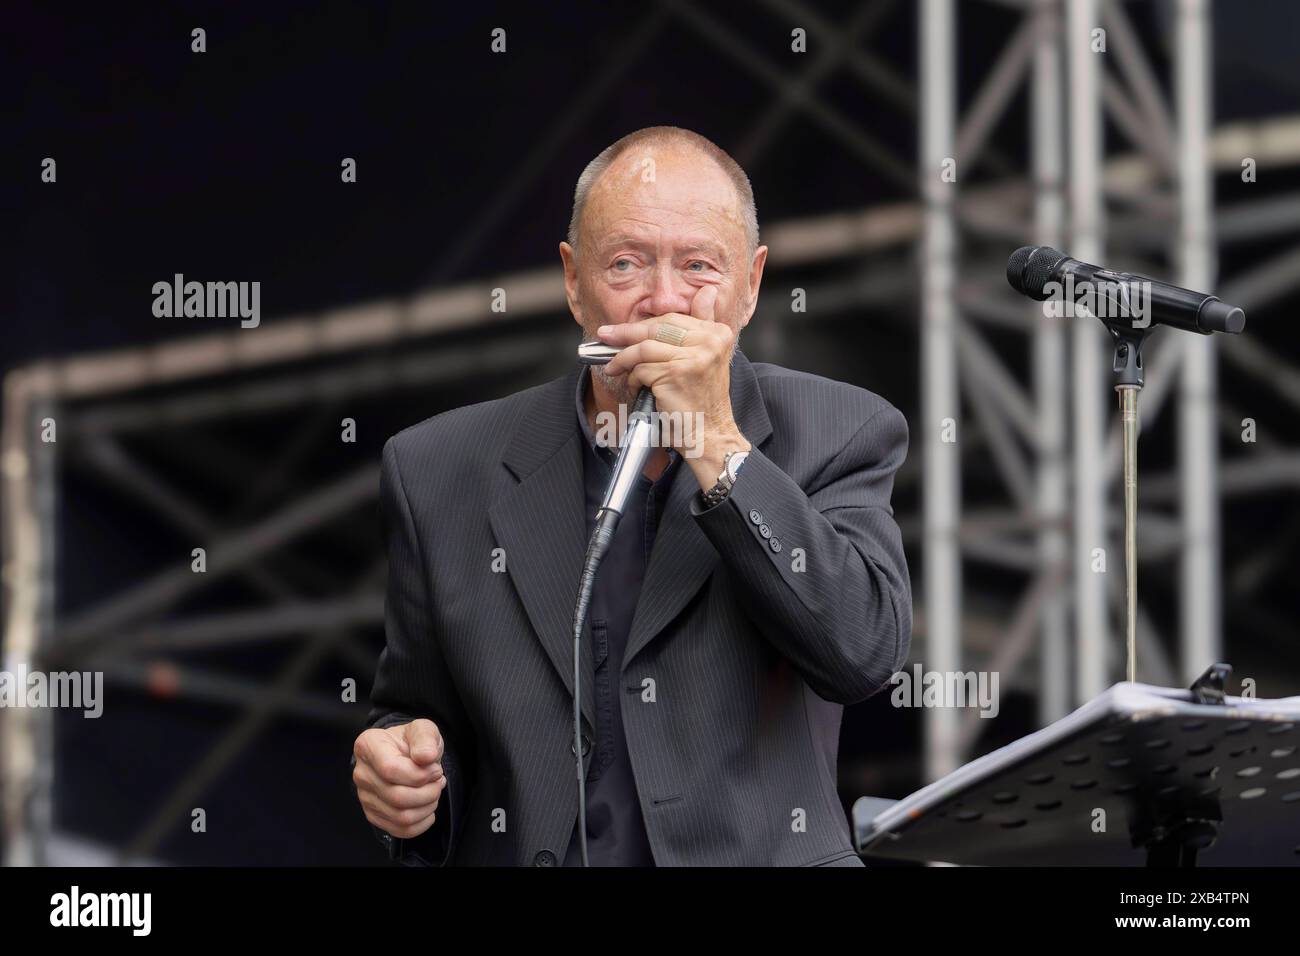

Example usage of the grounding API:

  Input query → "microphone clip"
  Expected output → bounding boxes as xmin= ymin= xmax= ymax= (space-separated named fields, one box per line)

xmin=1108 ymin=324 xmax=1149 ymax=390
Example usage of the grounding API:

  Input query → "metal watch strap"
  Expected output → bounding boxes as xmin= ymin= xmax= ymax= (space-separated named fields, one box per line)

xmin=701 ymin=449 xmax=747 ymax=507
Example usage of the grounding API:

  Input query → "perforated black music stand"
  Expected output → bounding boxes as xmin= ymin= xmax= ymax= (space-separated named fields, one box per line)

xmin=854 ymin=666 xmax=1300 ymax=866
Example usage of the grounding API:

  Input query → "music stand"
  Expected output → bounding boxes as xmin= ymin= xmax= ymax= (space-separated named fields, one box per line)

xmin=854 ymin=666 xmax=1300 ymax=866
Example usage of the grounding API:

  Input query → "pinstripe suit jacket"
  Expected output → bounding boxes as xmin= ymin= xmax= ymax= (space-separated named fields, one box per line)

xmin=366 ymin=350 xmax=911 ymax=866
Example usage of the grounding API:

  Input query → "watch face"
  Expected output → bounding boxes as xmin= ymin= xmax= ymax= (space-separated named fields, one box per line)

xmin=726 ymin=451 xmax=749 ymax=481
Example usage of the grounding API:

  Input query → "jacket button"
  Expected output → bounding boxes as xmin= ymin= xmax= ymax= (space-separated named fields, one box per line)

xmin=769 ymin=537 xmax=782 ymax=553
xmin=533 ymin=849 xmax=557 ymax=867
xmin=758 ymin=523 xmax=772 ymax=539
xmin=749 ymin=510 xmax=763 ymax=525
xmin=570 ymin=735 xmax=591 ymax=756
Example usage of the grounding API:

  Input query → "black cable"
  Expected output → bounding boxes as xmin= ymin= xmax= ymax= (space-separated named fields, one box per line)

xmin=571 ymin=510 xmax=617 ymax=868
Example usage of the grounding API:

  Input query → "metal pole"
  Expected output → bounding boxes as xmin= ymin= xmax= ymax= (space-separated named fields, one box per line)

xmin=1068 ymin=0 xmax=1109 ymax=702
xmin=1032 ymin=0 xmax=1070 ymax=724
xmin=921 ymin=0 xmax=961 ymax=780
xmin=1176 ymin=0 xmax=1221 ymax=681
xmin=1119 ymin=384 xmax=1139 ymax=682
xmin=1 ymin=373 xmax=45 ymax=866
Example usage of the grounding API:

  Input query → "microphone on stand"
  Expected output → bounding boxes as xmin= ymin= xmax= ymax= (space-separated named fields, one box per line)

xmin=1004 ymin=246 xmax=1244 ymax=687
xmin=1005 ymin=245 xmax=1245 ymax=334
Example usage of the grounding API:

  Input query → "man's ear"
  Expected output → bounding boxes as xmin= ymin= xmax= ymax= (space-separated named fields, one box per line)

xmin=740 ymin=244 xmax=769 ymax=328
xmin=559 ymin=241 xmax=583 ymax=327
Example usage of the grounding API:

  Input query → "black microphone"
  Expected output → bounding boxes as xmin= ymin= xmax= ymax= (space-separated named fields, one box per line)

xmin=1006 ymin=245 xmax=1245 ymax=335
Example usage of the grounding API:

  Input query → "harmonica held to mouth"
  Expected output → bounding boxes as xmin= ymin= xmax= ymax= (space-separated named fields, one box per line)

xmin=577 ymin=341 xmax=625 ymax=365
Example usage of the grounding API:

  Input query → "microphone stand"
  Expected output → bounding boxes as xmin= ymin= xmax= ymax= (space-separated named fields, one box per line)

xmin=570 ymin=386 xmax=657 ymax=866
xmin=1108 ymin=324 xmax=1147 ymax=683
xmin=1008 ymin=246 xmax=1245 ymax=688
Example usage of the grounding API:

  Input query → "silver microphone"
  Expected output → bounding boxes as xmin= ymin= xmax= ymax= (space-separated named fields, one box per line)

xmin=598 ymin=387 xmax=657 ymax=519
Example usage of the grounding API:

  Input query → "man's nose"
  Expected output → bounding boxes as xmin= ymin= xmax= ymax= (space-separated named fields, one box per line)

xmin=641 ymin=264 xmax=692 ymax=318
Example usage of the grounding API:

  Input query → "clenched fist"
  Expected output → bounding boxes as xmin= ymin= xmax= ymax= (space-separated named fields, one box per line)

xmin=353 ymin=718 xmax=447 ymax=840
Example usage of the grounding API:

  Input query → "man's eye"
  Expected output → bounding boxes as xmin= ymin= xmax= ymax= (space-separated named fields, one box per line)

xmin=612 ymin=259 xmax=632 ymax=271
xmin=687 ymin=261 xmax=709 ymax=272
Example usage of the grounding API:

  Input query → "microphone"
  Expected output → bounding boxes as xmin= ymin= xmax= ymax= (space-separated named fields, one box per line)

xmin=1006 ymin=245 xmax=1245 ymax=335
xmin=596 ymin=387 xmax=658 ymax=522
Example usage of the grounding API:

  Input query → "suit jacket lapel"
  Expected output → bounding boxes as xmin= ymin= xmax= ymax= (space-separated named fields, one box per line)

xmin=488 ymin=363 xmax=596 ymax=733
xmin=622 ymin=350 xmax=774 ymax=672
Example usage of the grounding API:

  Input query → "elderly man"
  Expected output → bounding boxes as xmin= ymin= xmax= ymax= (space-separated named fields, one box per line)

xmin=352 ymin=126 xmax=911 ymax=866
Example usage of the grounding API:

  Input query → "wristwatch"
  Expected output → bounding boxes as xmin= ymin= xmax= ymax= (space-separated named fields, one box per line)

xmin=700 ymin=449 xmax=750 ymax=508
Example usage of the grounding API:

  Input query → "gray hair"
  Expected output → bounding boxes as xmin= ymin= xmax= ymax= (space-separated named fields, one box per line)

xmin=567 ymin=126 xmax=760 ymax=256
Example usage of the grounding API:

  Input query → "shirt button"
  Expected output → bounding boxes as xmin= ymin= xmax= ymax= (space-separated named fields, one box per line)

xmin=758 ymin=523 xmax=772 ymax=539
xmin=748 ymin=510 xmax=763 ymax=525
xmin=533 ymin=849 xmax=557 ymax=867
xmin=769 ymin=537 xmax=782 ymax=553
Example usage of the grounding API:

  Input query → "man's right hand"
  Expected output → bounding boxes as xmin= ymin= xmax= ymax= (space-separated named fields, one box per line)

xmin=353 ymin=718 xmax=447 ymax=839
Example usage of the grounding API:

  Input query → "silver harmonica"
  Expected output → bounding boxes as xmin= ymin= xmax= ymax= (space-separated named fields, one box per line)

xmin=577 ymin=341 xmax=625 ymax=365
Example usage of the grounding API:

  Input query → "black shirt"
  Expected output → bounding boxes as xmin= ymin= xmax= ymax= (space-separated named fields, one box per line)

xmin=563 ymin=371 xmax=682 ymax=866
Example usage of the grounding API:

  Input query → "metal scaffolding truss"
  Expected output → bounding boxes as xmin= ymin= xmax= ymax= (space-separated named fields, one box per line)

xmin=5 ymin=0 xmax=1300 ymax=864
xmin=919 ymin=0 xmax=1300 ymax=778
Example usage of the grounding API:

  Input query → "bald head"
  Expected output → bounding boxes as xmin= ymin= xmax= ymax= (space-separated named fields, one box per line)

xmin=567 ymin=127 xmax=759 ymax=256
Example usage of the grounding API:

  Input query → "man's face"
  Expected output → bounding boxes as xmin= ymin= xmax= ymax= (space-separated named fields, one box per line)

xmin=560 ymin=145 xmax=768 ymax=404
